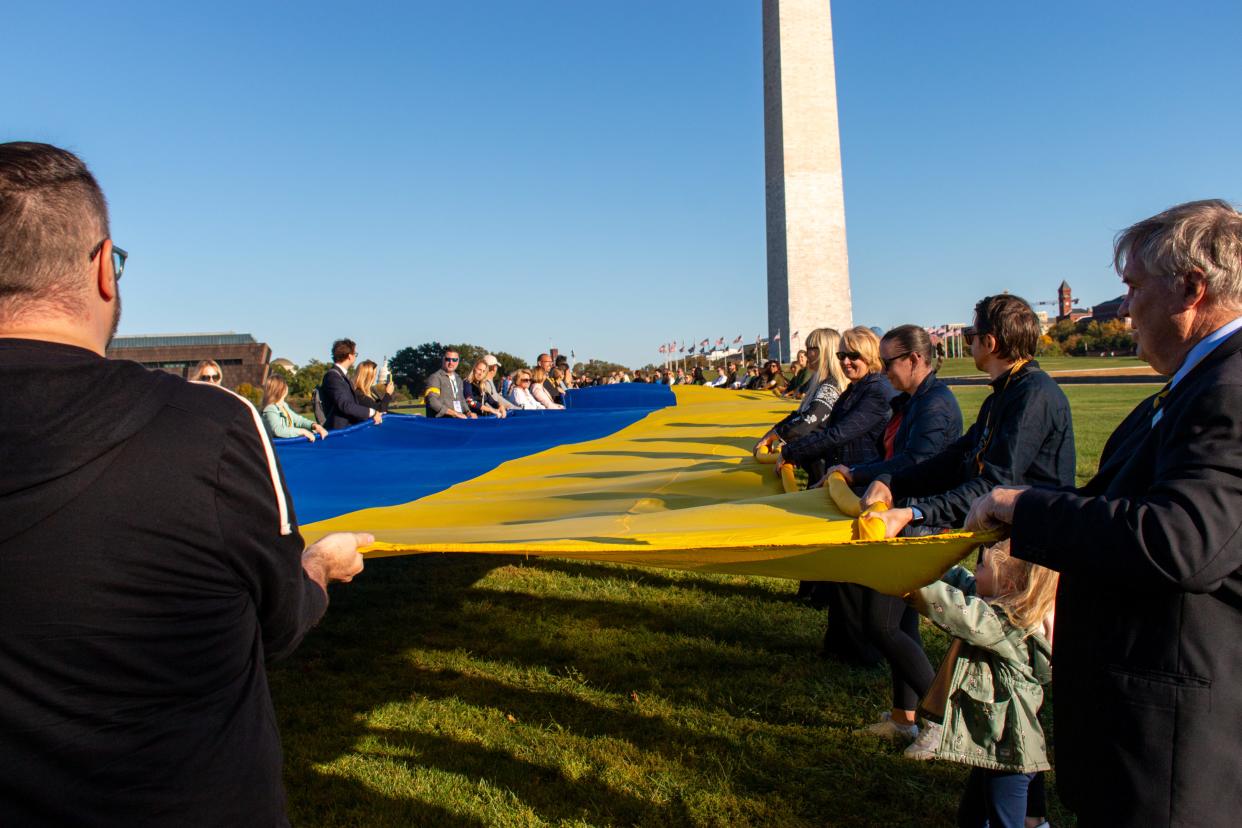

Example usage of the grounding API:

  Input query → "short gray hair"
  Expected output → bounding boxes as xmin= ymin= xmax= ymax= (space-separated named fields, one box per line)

xmin=1114 ymin=199 xmax=1242 ymax=308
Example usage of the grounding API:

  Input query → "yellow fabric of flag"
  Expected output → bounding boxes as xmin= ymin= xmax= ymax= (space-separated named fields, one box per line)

xmin=301 ymin=385 xmax=989 ymax=595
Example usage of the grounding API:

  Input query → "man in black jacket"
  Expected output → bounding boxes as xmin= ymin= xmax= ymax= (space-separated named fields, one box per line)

xmin=0 ymin=142 xmax=368 ymax=825
xmin=320 ymin=337 xmax=383 ymax=429
xmin=863 ymin=294 xmax=1075 ymax=536
xmin=968 ymin=200 xmax=1242 ymax=826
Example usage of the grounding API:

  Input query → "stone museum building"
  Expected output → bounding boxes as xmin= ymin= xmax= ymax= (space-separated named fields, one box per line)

xmin=106 ymin=332 xmax=272 ymax=388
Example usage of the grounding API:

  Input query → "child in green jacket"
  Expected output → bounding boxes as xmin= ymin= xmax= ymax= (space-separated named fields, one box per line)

xmin=904 ymin=540 xmax=1058 ymax=828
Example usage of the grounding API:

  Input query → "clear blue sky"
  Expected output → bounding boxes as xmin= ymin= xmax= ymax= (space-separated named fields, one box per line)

xmin=6 ymin=1 xmax=1241 ymax=368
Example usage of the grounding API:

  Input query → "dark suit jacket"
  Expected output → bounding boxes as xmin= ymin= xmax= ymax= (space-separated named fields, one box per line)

xmin=1013 ymin=326 xmax=1242 ymax=826
xmin=320 ymin=366 xmax=373 ymax=430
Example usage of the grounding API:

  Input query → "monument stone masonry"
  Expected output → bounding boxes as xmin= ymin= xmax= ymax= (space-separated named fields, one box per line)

xmin=763 ymin=0 xmax=852 ymax=351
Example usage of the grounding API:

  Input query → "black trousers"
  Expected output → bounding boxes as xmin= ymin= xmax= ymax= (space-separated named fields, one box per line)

xmin=863 ymin=591 xmax=935 ymax=710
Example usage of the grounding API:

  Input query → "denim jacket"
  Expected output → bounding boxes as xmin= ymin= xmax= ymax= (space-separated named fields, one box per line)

xmin=909 ymin=567 xmax=1053 ymax=773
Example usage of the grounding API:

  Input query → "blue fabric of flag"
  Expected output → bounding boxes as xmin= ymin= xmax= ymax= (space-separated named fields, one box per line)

xmin=274 ymin=383 xmax=674 ymax=524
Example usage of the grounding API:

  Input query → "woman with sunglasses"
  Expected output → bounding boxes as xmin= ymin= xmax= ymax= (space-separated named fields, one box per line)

xmin=351 ymin=360 xmax=393 ymax=414
xmin=506 ymin=370 xmax=545 ymax=410
xmin=759 ymin=360 xmax=789 ymax=393
xmin=779 ymin=326 xmax=895 ymax=486
xmin=823 ymin=325 xmax=964 ymax=741
xmin=779 ymin=326 xmax=897 ymax=667
xmin=192 ymin=360 xmax=223 ymax=385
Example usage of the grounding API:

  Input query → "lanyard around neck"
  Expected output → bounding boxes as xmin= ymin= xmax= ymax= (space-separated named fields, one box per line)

xmin=973 ymin=359 xmax=1029 ymax=474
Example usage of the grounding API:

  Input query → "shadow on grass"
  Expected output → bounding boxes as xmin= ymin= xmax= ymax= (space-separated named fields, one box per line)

xmin=367 ymin=727 xmax=690 ymax=826
xmin=282 ymin=769 xmax=487 ymax=828
xmin=272 ymin=554 xmax=1039 ymax=826
xmin=526 ymin=558 xmax=795 ymax=603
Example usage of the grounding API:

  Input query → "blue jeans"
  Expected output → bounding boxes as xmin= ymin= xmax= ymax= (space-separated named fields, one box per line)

xmin=957 ymin=768 xmax=1036 ymax=828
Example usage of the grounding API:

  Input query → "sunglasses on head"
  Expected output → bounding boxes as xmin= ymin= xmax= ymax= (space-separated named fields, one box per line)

xmin=836 ymin=351 xmax=863 ymax=362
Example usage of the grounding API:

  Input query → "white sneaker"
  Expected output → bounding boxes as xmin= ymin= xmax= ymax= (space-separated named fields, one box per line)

xmin=903 ymin=720 xmax=943 ymax=760
xmin=859 ymin=711 xmax=919 ymax=742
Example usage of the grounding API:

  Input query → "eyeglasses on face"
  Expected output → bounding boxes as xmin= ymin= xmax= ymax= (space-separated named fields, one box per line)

xmin=881 ymin=352 xmax=912 ymax=370
xmin=836 ymin=351 xmax=863 ymax=362
xmin=517 ymin=378 xmax=531 ymax=384
xmin=200 ymin=373 xmax=221 ymax=382
xmin=962 ymin=326 xmax=986 ymax=346
xmin=444 ymin=356 xmax=460 ymax=363
xmin=89 ymin=239 xmax=127 ymax=281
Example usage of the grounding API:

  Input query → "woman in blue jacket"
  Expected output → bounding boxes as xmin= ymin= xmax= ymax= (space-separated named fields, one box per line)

xmin=828 ymin=325 xmax=964 ymax=739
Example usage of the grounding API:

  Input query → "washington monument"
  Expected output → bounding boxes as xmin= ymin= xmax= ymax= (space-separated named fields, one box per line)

xmin=763 ymin=0 xmax=852 ymax=349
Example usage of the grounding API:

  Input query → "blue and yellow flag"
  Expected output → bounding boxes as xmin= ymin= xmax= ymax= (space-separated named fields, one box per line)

xmin=275 ymin=384 xmax=987 ymax=595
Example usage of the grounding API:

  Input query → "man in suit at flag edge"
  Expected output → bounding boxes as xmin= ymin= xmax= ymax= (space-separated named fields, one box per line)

xmin=968 ymin=200 xmax=1242 ymax=827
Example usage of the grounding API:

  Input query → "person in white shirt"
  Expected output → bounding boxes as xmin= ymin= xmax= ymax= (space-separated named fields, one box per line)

xmin=506 ymin=369 xmax=545 ymax=410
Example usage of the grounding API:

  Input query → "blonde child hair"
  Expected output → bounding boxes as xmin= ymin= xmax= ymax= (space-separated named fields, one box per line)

xmin=983 ymin=540 xmax=1059 ymax=639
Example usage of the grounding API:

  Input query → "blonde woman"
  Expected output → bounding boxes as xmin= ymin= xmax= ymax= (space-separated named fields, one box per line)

xmin=351 ymin=359 xmax=393 ymax=413
xmin=780 ymin=326 xmax=892 ymax=484
xmin=191 ymin=359 xmax=223 ymax=384
xmin=529 ymin=366 xmax=564 ymax=410
xmin=754 ymin=328 xmax=847 ymax=453
xmin=261 ymin=375 xmax=328 ymax=441
xmin=506 ymin=370 xmax=544 ymax=410
xmin=465 ymin=359 xmax=506 ymax=418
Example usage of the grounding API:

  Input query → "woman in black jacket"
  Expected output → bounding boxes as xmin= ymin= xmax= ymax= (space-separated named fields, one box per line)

xmin=827 ymin=325 xmax=964 ymax=739
xmin=780 ymin=326 xmax=895 ymax=485
xmin=778 ymin=326 xmax=896 ymax=663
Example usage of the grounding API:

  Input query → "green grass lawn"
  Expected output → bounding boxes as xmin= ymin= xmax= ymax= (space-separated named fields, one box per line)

xmin=937 ymin=355 xmax=1149 ymax=378
xmin=272 ymin=384 xmax=1152 ymax=826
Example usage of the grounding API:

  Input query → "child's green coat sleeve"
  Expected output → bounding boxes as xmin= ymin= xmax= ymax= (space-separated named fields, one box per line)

xmin=909 ymin=568 xmax=1024 ymax=661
